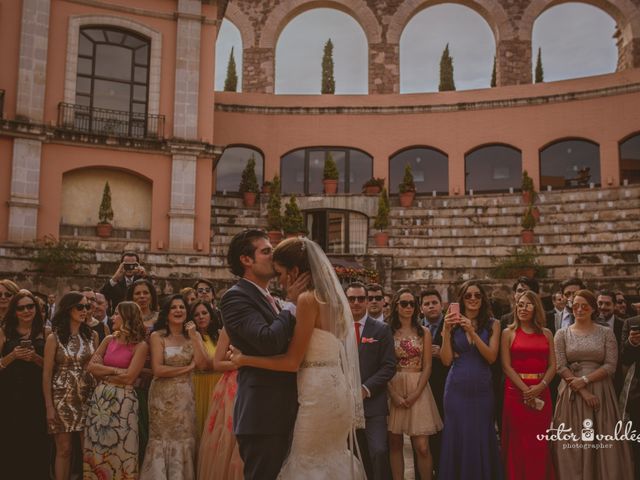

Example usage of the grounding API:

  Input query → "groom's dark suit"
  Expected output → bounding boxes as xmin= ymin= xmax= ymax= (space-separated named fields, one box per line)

xmin=356 ymin=316 xmax=396 ymax=480
xmin=221 ymin=279 xmax=298 ymax=480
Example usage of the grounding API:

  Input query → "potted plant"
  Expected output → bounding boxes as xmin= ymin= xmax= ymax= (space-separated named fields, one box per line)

xmin=398 ymin=164 xmax=416 ymax=207
xmin=521 ymin=170 xmax=535 ymax=204
xmin=362 ymin=177 xmax=385 ymax=195
xmin=96 ymin=181 xmax=114 ymax=237
xmin=373 ymin=188 xmax=390 ymax=247
xmin=239 ymin=155 xmax=260 ymax=207
xmin=262 ymin=180 xmax=272 ymax=195
xmin=490 ymin=247 xmax=545 ymax=279
xmin=323 ymin=153 xmax=339 ymax=195
xmin=266 ymin=175 xmax=283 ymax=244
xmin=282 ymin=195 xmax=306 ymax=238
xmin=521 ymin=205 xmax=536 ymax=244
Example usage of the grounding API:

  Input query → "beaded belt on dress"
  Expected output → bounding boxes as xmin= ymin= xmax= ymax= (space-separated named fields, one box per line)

xmin=519 ymin=373 xmax=544 ymax=379
xmin=300 ymin=360 xmax=339 ymax=369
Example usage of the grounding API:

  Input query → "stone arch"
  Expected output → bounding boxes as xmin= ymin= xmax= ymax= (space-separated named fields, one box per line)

xmin=387 ymin=0 xmax=513 ymax=44
xmin=539 ymin=137 xmax=602 ymax=189
xmin=259 ymin=0 xmax=382 ymax=49
xmin=224 ymin=2 xmax=255 ymax=47
xmin=388 ymin=145 xmax=449 ymax=194
xmin=65 ymin=15 xmax=162 ymax=115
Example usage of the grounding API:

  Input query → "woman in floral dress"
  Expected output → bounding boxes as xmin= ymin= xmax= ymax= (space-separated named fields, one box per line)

xmin=83 ymin=301 xmax=149 ymax=479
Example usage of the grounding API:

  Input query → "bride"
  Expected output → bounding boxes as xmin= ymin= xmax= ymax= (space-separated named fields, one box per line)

xmin=229 ymin=237 xmax=366 ymax=479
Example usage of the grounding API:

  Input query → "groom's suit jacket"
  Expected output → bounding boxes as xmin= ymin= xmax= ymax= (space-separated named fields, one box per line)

xmin=221 ymin=278 xmax=298 ymax=436
xmin=358 ymin=316 xmax=397 ymax=418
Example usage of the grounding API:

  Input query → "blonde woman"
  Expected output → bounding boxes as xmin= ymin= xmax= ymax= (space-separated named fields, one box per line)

xmin=84 ymin=301 xmax=149 ymax=479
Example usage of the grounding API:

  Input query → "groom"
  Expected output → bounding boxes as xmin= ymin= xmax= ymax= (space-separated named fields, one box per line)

xmin=221 ymin=229 xmax=308 ymax=480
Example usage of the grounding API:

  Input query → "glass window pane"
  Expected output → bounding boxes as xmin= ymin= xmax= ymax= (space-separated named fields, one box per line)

xmin=281 ymin=150 xmax=305 ymax=194
xmin=83 ymin=29 xmax=105 ymax=43
xmin=92 ymin=79 xmax=131 ymax=111
xmin=326 ymin=212 xmax=345 ymax=254
xmin=76 ymin=76 xmax=91 ymax=95
xmin=348 ymin=212 xmax=368 ymax=254
xmin=133 ymin=85 xmax=147 ymax=102
xmin=75 ymin=94 xmax=90 ymax=106
xmin=390 ymin=148 xmax=449 ymax=194
xmin=465 ymin=145 xmax=522 ymax=192
xmin=135 ymin=45 xmax=149 ymax=66
xmin=132 ymin=102 xmax=146 ymax=114
xmin=216 ymin=147 xmax=264 ymax=193
xmin=124 ymin=34 xmax=145 ymax=49
xmin=106 ymin=30 xmax=124 ymax=44
xmin=540 ymin=140 xmax=601 ymax=189
xmin=308 ymin=151 xmax=325 ymax=195
xmin=349 ymin=150 xmax=373 ymax=194
xmin=95 ymin=44 xmax=132 ymax=81
xmin=77 ymin=57 xmax=92 ymax=75
xmin=620 ymin=134 xmax=640 ymax=184
xmin=79 ymin=33 xmax=93 ymax=56
xmin=134 ymin=66 xmax=148 ymax=83
xmin=328 ymin=151 xmax=346 ymax=193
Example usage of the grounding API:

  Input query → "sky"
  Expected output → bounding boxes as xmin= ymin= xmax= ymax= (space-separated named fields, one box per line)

xmin=214 ymin=3 xmax=618 ymax=94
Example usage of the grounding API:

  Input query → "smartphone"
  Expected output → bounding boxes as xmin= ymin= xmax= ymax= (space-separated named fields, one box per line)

xmin=20 ymin=339 xmax=32 ymax=349
xmin=449 ymin=303 xmax=460 ymax=316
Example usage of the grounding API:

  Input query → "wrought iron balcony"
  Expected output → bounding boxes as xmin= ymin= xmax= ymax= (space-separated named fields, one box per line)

xmin=57 ymin=102 xmax=165 ymax=139
xmin=0 ymin=89 xmax=5 ymax=119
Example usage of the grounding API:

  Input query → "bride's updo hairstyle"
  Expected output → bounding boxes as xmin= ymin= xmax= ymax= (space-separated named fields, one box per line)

xmin=272 ymin=237 xmax=311 ymax=275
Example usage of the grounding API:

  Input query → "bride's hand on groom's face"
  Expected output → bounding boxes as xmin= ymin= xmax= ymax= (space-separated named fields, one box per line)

xmin=229 ymin=345 xmax=245 ymax=366
xmin=286 ymin=272 xmax=311 ymax=304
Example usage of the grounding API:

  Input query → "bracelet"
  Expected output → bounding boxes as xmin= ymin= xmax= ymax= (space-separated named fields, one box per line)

xmin=541 ymin=379 xmax=548 ymax=387
xmin=581 ymin=375 xmax=590 ymax=384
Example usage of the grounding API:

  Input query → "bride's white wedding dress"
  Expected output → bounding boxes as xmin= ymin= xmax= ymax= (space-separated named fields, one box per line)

xmin=278 ymin=328 xmax=365 ymax=479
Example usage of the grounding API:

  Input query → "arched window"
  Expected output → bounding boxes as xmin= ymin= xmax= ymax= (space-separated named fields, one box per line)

xmin=465 ymin=145 xmax=522 ymax=193
xmin=389 ymin=148 xmax=448 ymax=194
xmin=74 ymin=27 xmax=151 ymax=136
xmin=280 ymin=148 xmax=373 ymax=195
xmin=216 ymin=146 xmax=264 ymax=193
xmin=620 ymin=133 xmax=640 ymax=184
xmin=215 ymin=19 xmax=243 ymax=91
xmin=306 ymin=209 xmax=368 ymax=254
xmin=539 ymin=139 xmax=600 ymax=189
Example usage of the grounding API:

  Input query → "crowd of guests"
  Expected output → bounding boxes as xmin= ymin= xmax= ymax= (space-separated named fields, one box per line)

xmin=1 ymin=252 xmax=640 ymax=480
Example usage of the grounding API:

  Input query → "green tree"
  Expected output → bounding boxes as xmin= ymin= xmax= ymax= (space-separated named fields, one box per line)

xmin=374 ymin=188 xmax=390 ymax=230
xmin=439 ymin=44 xmax=456 ymax=92
xmin=535 ymin=47 xmax=544 ymax=83
xmin=321 ymin=39 xmax=335 ymax=94
xmin=99 ymin=181 xmax=114 ymax=224
xmin=491 ymin=56 xmax=497 ymax=87
xmin=323 ymin=152 xmax=339 ymax=180
xmin=239 ymin=155 xmax=259 ymax=193
xmin=224 ymin=47 xmax=238 ymax=92
xmin=282 ymin=196 xmax=306 ymax=234
xmin=267 ymin=175 xmax=282 ymax=231
xmin=399 ymin=164 xmax=416 ymax=193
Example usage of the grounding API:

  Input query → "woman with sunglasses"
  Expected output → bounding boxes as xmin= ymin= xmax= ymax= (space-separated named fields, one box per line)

xmin=84 ymin=301 xmax=149 ymax=479
xmin=439 ymin=280 xmax=502 ymax=480
xmin=0 ymin=278 xmax=20 ymax=325
xmin=501 ymin=290 xmax=556 ymax=479
xmin=0 ymin=290 xmax=51 ymax=478
xmin=43 ymin=291 xmax=98 ymax=480
xmin=387 ymin=288 xmax=443 ymax=480
xmin=552 ymin=289 xmax=634 ymax=480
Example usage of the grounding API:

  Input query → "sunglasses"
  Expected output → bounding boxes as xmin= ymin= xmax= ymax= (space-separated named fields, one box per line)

xmin=368 ymin=295 xmax=384 ymax=302
xmin=398 ymin=300 xmax=416 ymax=308
xmin=74 ymin=304 xmax=91 ymax=311
xmin=464 ymin=293 xmax=482 ymax=300
xmin=197 ymin=288 xmax=212 ymax=293
xmin=516 ymin=302 xmax=535 ymax=311
xmin=572 ymin=303 xmax=591 ymax=311
xmin=0 ymin=292 xmax=14 ymax=299
xmin=616 ymin=299 xmax=626 ymax=304
xmin=347 ymin=296 xmax=367 ymax=304
xmin=16 ymin=303 xmax=36 ymax=312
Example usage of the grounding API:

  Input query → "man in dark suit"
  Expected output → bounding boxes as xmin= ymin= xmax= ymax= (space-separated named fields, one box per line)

xmin=558 ymin=277 xmax=586 ymax=329
xmin=221 ymin=229 xmax=308 ymax=480
xmin=100 ymin=251 xmax=146 ymax=314
xmin=621 ymin=315 xmax=640 ymax=479
xmin=597 ymin=290 xmax=626 ymax=393
xmin=419 ymin=289 xmax=448 ymax=478
xmin=347 ymin=282 xmax=396 ymax=480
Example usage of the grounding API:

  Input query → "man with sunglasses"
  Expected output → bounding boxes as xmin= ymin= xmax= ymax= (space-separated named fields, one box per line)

xmin=559 ymin=277 xmax=586 ymax=329
xmin=615 ymin=291 xmax=631 ymax=319
xmin=100 ymin=251 xmax=147 ymax=314
xmin=366 ymin=284 xmax=386 ymax=323
xmin=346 ymin=282 xmax=396 ymax=480
xmin=194 ymin=278 xmax=223 ymax=331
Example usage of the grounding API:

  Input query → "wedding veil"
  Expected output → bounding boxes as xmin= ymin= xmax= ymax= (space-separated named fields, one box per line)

xmin=303 ymin=238 xmax=366 ymax=430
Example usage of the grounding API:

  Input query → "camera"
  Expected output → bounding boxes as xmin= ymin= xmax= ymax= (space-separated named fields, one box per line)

xmin=123 ymin=263 xmax=139 ymax=272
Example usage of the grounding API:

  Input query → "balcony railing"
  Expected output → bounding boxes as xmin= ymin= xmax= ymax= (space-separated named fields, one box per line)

xmin=57 ymin=102 xmax=165 ymax=139
xmin=0 ymin=89 xmax=5 ymax=119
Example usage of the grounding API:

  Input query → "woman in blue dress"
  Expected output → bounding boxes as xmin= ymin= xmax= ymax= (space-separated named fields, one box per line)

xmin=439 ymin=280 xmax=502 ymax=480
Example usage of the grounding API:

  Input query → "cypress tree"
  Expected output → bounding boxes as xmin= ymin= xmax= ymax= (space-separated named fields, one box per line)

xmin=535 ymin=47 xmax=544 ymax=83
xmin=491 ymin=56 xmax=497 ymax=87
xmin=439 ymin=44 xmax=456 ymax=92
xmin=224 ymin=47 xmax=238 ymax=92
xmin=321 ymin=39 xmax=335 ymax=94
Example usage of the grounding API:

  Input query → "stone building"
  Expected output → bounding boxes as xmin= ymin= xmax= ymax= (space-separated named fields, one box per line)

xmin=0 ymin=0 xmax=639 ymax=297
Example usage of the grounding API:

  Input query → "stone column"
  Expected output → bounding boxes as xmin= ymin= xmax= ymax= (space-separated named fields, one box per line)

xmin=242 ymin=47 xmax=275 ymax=93
xmin=170 ymin=0 xmax=202 ymax=250
xmin=369 ymin=43 xmax=399 ymax=94
xmin=8 ymin=0 xmax=51 ymax=242
xmin=600 ymin=140 xmax=621 ymax=188
xmin=496 ymin=39 xmax=532 ymax=86
xmin=616 ymin=24 xmax=640 ymax=71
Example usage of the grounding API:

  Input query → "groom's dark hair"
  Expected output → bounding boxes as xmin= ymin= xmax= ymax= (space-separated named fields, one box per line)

xmin=227 ymin=229 xmax=269 ymax=277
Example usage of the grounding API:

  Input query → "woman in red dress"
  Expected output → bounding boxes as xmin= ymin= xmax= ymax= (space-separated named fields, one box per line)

xmin=501 ymin=290 xmax=556 ymax=480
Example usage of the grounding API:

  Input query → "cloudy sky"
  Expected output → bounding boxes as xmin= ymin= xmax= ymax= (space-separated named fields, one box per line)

xmin=215 ymin=3 xmax=617 ymax=94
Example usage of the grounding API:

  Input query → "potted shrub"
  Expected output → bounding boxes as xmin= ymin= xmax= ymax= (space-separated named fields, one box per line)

xmin=521 ymin=205 xmax=536 ymax=244
xmin=362 ymin=177 xmax=385 ymax=195
xmin=373 ymin=188 xmax=390 ymax=247
xmin=322 ymin=153 xmax=339 ymax=195
xmin=266 ymin=175 xmax=283 ymax=244
xmin=398 ymin=164 xmax=416 ymax=207
xmin=239 ymin=155 xmax=260 ymax=207
xmin=521 ymin=170 xmax=535 ymax=204
xmin=490 ymin=247 xmax=545 ymax=279
xmin=96 ymin=181 xmax=114 ymax=237
xmin=282 ymin=195 xmax=306 ymax=238
xmin=262 ymin=180 xmax=272 ymax=195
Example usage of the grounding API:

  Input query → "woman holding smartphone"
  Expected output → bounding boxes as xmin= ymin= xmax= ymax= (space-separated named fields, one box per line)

xmin=43 ymin=291 xmax=98 ymax=480
xmin=0 ymin=290 xmax=51 ymax=479
xmin=439 ymin=280 xmax=502 ymax=480
xmin=501 ymin=290 xmax=556 ymax=480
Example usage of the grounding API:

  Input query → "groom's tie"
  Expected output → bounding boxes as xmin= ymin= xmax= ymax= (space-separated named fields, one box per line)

xmin=266 ymin=293 xmax=280 ymax=314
